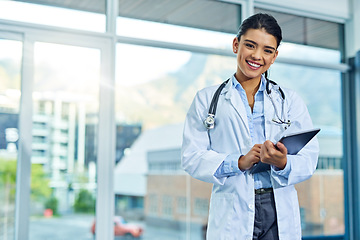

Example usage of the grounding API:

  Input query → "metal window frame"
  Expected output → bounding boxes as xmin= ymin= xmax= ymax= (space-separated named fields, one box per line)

xmin=343 ymin=51 xmax=360 ymax=240
xmin=0 ymin=0 xmax=354 ymax=239
xmin=1 ymin=17 xmax=116 ymax=240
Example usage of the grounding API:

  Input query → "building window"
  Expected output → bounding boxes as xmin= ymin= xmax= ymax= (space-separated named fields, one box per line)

xmin=148 ymin=194 xmax=158 ymax=216
xmin=194 ymin=198 xmax=209 ymax=217
xmin=176 ymin=196 xmax=187 ymax=215
xmin=162 ymin=195 xmax=173 ymax=218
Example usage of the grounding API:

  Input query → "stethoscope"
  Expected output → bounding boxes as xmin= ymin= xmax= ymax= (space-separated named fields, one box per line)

xmin=203 ymin=78 xmax=291 ymax=130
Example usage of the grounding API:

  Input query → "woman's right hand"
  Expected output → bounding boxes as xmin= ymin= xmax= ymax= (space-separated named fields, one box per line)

xmin=238 ymin=144 xmax=262 ymax=171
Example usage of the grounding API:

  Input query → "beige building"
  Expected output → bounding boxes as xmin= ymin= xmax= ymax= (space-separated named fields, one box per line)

xmin=115 ymin=123 xmax=344 ymax=236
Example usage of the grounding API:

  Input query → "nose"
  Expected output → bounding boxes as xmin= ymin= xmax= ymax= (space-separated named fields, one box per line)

xmin=251 ymin=49 xmax=262 ymax=60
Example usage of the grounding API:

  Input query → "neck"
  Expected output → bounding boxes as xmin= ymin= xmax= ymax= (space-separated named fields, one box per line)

xmin=235 ymin=74 xmax=261 ymax=94
xmin=235 ymin=75 xmax=262 ymax=112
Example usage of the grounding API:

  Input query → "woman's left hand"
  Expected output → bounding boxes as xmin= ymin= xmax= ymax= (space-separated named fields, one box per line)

xmin=260 ymin=140 xmax=287 ymax=169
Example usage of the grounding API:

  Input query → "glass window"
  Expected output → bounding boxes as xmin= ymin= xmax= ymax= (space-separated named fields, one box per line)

xmin=270 ymin=45 xmax=344 ymax=236
xmin=176 ymin=196 xmax=187 ymax=214
xmin=255 ymin=8 xmax=343 ymax=50
xmin=0 ymin=38 xmax=22 ymax=240
xmin=0 ymin=1 xmax=105 ymax=32
xmin=278 ymin=42 xmax=341 ymax=64
xmin=29 ymin=42 xmax=100 ymax=240
xmin=117 ymin=17 xmax=234 ymax=50
xmin=194 ymin=198 xmax=209 ymax=217
xmin=114 ymin=40 xmax=344 ymax=239
xmin=114 ymin=42 xmax=231 ymax=239
xmin=118 ymin=0 xmax=241 ymax=36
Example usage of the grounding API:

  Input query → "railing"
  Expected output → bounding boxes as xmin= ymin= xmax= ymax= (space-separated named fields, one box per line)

xmin=317 ymin=156 xmax=342 ymax=170
xmin=302 ymin=235 xmax=344 ymax=240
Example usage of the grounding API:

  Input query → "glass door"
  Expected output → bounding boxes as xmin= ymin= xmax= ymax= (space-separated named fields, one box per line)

xmin=28 ymin=41 xmax=101 ymax=240
xmin=0 ymin=33 xmax=23 ymax=240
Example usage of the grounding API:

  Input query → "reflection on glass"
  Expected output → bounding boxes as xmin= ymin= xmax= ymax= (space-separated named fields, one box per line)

xmin=0 ymin=38 xmax=22 ymax=239
xmin=117 ymin=17 xmax=234 ymax=50
xmin=270 ymin=63 xmax=344 ymax=235
xmin=0 ymin=1 xmax=105 ymax=32
xmin=115 ymin=43 xmax=235 ymax=239
xmin=29 ymin=42 xmax=100 ymax=240
xmin=278 ymin=43 xmax=341 ymax=64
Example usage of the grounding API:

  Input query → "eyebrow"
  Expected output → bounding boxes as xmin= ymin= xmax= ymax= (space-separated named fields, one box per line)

xmin=244 ymin=39 xmax=276 ymax=51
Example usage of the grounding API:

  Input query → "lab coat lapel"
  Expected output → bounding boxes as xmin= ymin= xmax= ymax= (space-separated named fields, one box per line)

xmin=223 ymin=81 xmax=250 ymax=135
xmin=264 ymin=87 xmax=286 ymax=142
xmin=264 ymin=91 xmax=275 ymax=140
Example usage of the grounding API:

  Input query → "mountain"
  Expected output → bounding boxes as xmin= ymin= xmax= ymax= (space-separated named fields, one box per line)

xmin=115 ymin=53 xmax=342 ymax=130
xmin=115 ymin=54 xmax=236 ymax=129
xmin=1 ymin=52 xmax=342 ymax=131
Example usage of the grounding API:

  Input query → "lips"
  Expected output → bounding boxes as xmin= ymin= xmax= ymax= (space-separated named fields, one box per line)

xmin=246 ymin=60 xmax=261 ymax=69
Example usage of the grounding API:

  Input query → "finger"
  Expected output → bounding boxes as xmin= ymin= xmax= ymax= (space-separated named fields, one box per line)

xmin=265 ymin=140 xmax=275 ymax=149
xmin=276 ymin=142 xmax=288 ymax=154
xmin=261 ymin=142 xmax=270 ymax=153
xmin=260 ymin=145 xmax=268 ymax=160
xmin=253 ymin=144 xmax=262 ymax=152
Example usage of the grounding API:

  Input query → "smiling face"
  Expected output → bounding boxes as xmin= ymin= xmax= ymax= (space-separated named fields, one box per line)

xmin=233 ymin=28 xmax=279 ymax=83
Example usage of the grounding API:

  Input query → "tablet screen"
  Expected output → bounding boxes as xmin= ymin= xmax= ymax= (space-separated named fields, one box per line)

xmin=279 ymin=128 xmax=320 ymax=155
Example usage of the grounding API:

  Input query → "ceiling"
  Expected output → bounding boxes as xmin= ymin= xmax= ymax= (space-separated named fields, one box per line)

xmin=13 ymin=0 xmax=341 ymax=50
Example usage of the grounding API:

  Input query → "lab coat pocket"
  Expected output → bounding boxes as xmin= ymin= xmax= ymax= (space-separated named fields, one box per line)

xmin=207 ymin=192 xmax=234 ymax=239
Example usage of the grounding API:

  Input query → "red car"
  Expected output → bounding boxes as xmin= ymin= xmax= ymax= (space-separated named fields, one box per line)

xmin=91 ymin=216 xmax=143 ymax=238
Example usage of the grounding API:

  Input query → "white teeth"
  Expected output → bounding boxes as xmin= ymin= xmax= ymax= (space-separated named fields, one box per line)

xmin=247 ymin=61 xmax=260 ymax=68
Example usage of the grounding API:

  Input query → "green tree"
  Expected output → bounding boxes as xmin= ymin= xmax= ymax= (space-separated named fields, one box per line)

xmin=44 ymin=196 xmax=59 ymax=215
xmin=30 ymin=163 xmax=51 ymax=201
xmin=0 ymin=159 xmax=51 ymax=202
xmin=74 ymin=189 xmax=95 ymax=213
xmin=0 ymin=158 xmax=17 ymax=202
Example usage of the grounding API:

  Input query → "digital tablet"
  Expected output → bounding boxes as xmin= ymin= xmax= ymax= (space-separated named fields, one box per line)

xmin=278 ymin=128 xmax=321 ymax=155
xmin=249 ymin=128 xmax=321 ymax=174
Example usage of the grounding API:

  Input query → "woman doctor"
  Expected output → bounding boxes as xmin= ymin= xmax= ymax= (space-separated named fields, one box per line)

xmin=181 ymin=13 xmax=319 ymax=240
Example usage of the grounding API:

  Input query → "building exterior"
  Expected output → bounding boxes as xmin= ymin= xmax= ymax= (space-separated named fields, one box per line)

xmin=114 ymin=123 xmax=184 ymax=220
xmin=146 ymin=148 xmax=212 ymax=232
xmin=114 ymin=123 xmax=344 ymax=236
xmin=0 ymin=94 xmax=142 ymax=214
xmin=0 ymin=112 xmax=19 ymax=157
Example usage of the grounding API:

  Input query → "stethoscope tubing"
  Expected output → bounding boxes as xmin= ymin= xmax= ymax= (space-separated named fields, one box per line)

xmin=204 ymin=78 xmax=290 ymax=130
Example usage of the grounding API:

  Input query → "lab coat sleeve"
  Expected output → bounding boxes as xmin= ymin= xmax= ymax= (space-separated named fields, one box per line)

xmin=181 ymin=90 xmax=233 ymax=185
xmin=271 ymin=90 xmax=319 ymax=187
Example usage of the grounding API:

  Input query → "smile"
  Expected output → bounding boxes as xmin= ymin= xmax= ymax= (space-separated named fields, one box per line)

xmin=247 ymin=61 xmax=261 ymax=68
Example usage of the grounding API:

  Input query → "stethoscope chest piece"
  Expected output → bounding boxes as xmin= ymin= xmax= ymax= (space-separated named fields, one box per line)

xmin=204 ymin=114 xmax=215 ymax=130
xmin=203 ymin=79 xmax=229 ymax=130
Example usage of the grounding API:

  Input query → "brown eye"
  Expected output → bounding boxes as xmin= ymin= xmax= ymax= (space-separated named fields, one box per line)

xmin=245 ymin=43 xmax=255 ymax=48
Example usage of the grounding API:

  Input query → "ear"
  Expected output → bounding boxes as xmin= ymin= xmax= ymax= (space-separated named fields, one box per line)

xmin=232 ymin=37 xmax=239 ymax=54
xmin=271 ymin=50 xmax=279 ymax=64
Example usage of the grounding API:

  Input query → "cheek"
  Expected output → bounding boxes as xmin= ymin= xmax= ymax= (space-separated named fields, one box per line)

xmin=237 ymin=54 xmax=246 ymax=65
xmin=266 ymin=56 xmax=276 ymax=66
xmin=269 ymin=54 xmax=278 ymax=64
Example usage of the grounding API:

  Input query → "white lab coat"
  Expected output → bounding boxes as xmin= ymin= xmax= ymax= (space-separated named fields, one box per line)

xmin=181 ymin=78 xmax=319 ymax=240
